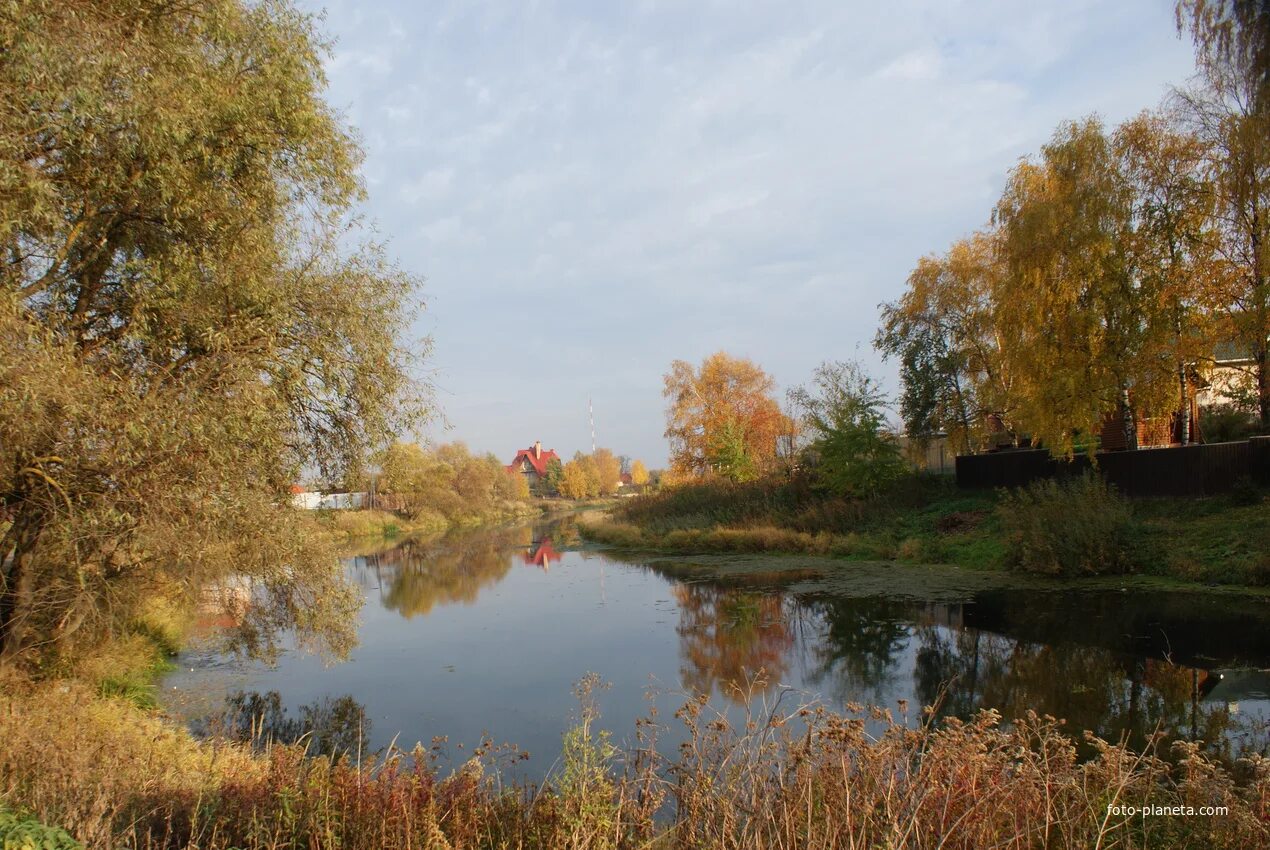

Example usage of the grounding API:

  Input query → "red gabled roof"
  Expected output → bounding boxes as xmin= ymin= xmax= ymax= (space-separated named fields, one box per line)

xmin=506 ymin=445 xmax=560 ymax=476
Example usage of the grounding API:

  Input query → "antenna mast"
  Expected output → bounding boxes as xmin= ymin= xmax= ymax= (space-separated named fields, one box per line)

xmin=589 ymin=397 xmax=596 ymax=454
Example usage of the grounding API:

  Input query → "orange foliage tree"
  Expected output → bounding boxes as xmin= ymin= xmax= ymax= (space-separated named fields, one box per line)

xmin=663 ymin=352 xmax=789 ymax=482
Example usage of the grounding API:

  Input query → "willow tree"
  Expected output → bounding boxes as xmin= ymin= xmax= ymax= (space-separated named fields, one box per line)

xmin=663 ymin=352 xmax=787 ymax=482
xmin=994 ymin=118 xmax=1184 ymax=456
xmin=1114 ymin=111 xmax=1218 ymax=443
xmin=1176 ymin=1 xmax=1270 ymax=428
xmin=1177 ymin=0 xmax=1270 ymax=109
xmin=0 ymin=1 xmax=426 ymax=662
xmin=877 ymin=232 xmax=1015 ymax=454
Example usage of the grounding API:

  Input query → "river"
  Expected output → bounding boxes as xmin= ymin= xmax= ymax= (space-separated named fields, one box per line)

xmin=161 ymin=518 xmax=1270 ymax=777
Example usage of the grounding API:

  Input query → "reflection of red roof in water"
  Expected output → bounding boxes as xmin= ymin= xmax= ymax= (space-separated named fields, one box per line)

xmin=522 ymin=538 xmax=560 ymax=571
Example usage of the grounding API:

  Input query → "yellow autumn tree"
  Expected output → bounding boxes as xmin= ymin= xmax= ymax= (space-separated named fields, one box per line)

xmin=993 ymin=117 xmax=1184 ymax=456
xmin=1114 ymin=110 xmax=1219 ymax=443
xmin=559 ymin=457 xmax=596 ymax=500
xmin=591 ymin=448 xmax=622 ymax=496
xmin=1174 ymin=3 xmax=1270 ymax=428
xmin=630 ymin=459 xmax=650 ymax=486
xmin=663 ymin=352 xmax=788 ymax=482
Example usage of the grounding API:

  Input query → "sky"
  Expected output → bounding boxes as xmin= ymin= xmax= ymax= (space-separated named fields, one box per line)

xmin=301 ymin=0 xmax=1199 ymax=468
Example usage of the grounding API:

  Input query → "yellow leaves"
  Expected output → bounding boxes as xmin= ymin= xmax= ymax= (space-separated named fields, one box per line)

xmin=559 ymin=458 xmax=596 ymax=500
xmin=0 ymin=0 xmax=423 ymax=662
xmin=591 ymin=448 xmax=622 ymax=496
xmin=891 ymin=106 xmax=1241 ymax=454
xmin=663 ymin=352 xmax=787 ymax=482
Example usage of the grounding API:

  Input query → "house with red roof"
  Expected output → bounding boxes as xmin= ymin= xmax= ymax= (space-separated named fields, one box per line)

xmin=506 ymin=441 xmax=560 ymax=490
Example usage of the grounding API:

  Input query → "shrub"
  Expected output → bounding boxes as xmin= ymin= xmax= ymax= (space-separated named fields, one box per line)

xmin=0 ymin=808 xmax=83 ymax=850
xmin=896 ymin=537 xmax=925 ymax=561
xmin=1230 ymin=475 xmax=1263 ymax=507
xmin=998 ymin=474 xmax=1133 ymax=576
xmin=4 ymin=676 xmax=1270 ymax=850
xmin=1199 ymin=403 xmax=1260 ymax=443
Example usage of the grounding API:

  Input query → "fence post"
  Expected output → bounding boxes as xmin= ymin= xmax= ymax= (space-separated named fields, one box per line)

xmin=1251 ymin=436 xmax=1270 ymax=486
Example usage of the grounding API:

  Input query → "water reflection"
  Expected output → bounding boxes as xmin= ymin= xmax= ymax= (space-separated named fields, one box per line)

xmin=803 ymin=596 xmax=912 ymax=704
xmin=799 ymin=592 xmax=1264 ymax=758
xmin=349 ymin=525 xmax=572 ymax=615
xmin=195 ymin=691 xmax=372 ymax=758
xmin=170 ymin=522 xmax=1270 ymax=772
xmin=908 ymin=625 xmax=1249 ymax=758
xmin=638 ymin=549 xmax=1268 ymax=758
xmin=673 ymin=584 xmax=794 ymax=702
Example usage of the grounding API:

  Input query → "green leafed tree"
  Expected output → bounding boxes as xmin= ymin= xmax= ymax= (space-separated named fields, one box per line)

xmin=877 ymin=232 xmax=1016 ymax=455
xmin=788 ymin=361 xmax=906 ymax=497
xmin=543 ymin=457 xmax=564 ymax=495
xmin=0 ymin=1 xmax=427 ymax=662
xmin=706 ymin=417 xmax=759 ymax=483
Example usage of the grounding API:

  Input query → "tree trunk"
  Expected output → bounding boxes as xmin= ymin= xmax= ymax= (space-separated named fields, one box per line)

xmin=1121 ymin=387 xmax=1138 ymax=451
xmin=0 ymin=511 xmax=41 ymax=660
xmin=1258 ymin=346 xmax=1270 ymax=431
xmin=1254 ymin=203 xmax=1267 ymax=430
xmin=1178 ymin=362 xmax=1191 ymax=445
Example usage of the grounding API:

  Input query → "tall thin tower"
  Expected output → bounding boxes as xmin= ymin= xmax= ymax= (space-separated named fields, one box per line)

xmin=589 ymin=397 xmax=596 ymax=453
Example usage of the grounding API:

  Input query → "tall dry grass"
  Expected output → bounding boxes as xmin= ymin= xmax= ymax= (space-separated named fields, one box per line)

xmin=1 ymin=672 xmax=1266 ymax=849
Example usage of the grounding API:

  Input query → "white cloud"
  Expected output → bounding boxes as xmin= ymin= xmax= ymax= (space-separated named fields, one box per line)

xmin=400 ymin=168 xmax=455 ymax=205
xmin=876 ymin=48 xmax=942 ymax=81
xmin=418 ymin=215 xmax=467 ymax=243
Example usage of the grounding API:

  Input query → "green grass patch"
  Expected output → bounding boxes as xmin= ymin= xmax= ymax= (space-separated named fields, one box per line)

xmin=1133 ymin=491 xmax=1270 ymax=586
xmin=93 ymin=634 xmax=178 ymax=710
xmin=591 ymin=474 xmax=1270 ymax=588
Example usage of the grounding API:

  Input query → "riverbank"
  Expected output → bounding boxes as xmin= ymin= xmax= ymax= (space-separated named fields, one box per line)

xmin=318 ymin=494 xmax=624 ymax=543
xmin=3 ymin=664 xmax=1267 ymax=849
xmin=319 ymin=501 xmax=543 ymax=542
xmin=5 ymin=515 xmax=1270 ymax=849
xmin=578 ymin=476 xmax=1270 ymax=588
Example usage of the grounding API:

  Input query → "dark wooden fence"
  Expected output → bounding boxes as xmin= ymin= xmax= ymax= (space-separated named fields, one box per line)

xmin=956 ymin=436 xmax=1270 ymax=498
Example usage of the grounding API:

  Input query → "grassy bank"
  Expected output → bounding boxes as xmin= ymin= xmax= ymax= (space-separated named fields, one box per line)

xmin=320 ymin=501 xmax=542 ymax=542
xmin=2 ymin=669 xmax=1267 ymax=849
xmin=579 ymin=476 xmax=1270 ymax=587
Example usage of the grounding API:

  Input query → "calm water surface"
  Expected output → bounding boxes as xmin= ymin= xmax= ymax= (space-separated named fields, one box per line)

xmin=162 ymin=520 xmax=1270 ymax=775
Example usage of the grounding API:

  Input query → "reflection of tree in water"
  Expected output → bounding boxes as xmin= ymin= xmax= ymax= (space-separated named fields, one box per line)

xmin=798 ymin=596 xmax=912 ymax=704
xmin=357 ymin=526 xmax=533 ymax=618
xmin=673 ymin=583 xmax=793 ymax=703
xmin=912 ymin=626 xmax=1247 ymax=758
xmin=195 ymin=691 xmax=371 ymax=759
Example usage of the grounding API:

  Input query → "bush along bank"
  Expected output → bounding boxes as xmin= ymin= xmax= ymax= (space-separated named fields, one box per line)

xmin=580 ymin=474 xmax=1270 ymax=587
